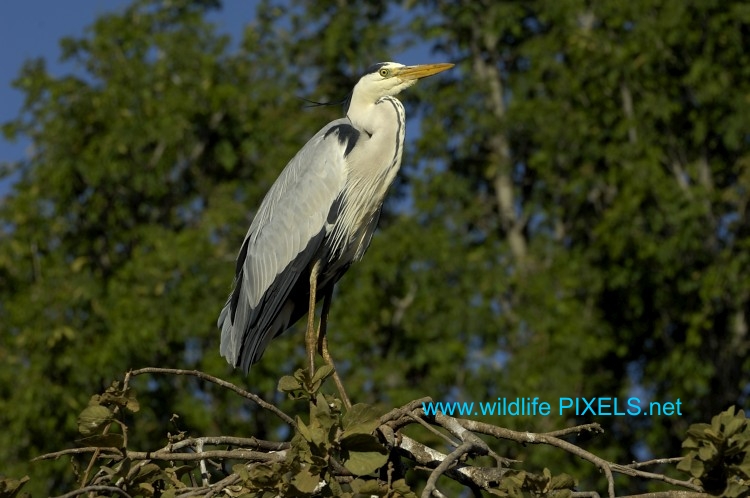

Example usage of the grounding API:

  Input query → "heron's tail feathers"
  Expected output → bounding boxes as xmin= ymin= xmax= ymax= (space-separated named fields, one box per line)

xmin=218 ymin=299 xmax=295 ymax=374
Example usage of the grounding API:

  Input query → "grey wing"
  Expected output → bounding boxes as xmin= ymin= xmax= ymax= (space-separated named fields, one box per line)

xmin=218 ymin=119 xmax=356 ymax=373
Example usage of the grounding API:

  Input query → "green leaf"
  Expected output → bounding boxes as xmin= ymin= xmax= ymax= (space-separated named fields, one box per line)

xmin=341 ymin=434 xmax=388 ymax=476
xmin=349 ymin=478 xmax=384 ymax=495
xmin=278 ymin=375 xmax=302 ymax=393
xmin=291 ymin=468 xmax=320 ymax=494
xmin=689 ymin=457 xmax=704 ymax=478
xmin=697 ymin=443 xmax=715 ymax=461
xmin=390 ymin=479 xmax=418 ymax=498
xmin=341 ymin=403 xmax=381 ymax=439
xmin=686 ymin=423 xmax=711 ymax=440
xmin=164 ymin=465 xmax=193 ymax=487
xmin=0 ymin=476 xmax=30 ymax=498
xmin=159 ymin=490 xmax=177 ymax=498
xmin=124 ymin=388 xmax=140 ymax=413
xmin=724 ymin=415 xmax=747 ymax=438
xmin=246 ymin=463 xmax=281 ymax=487
xmin=131 ymin=462 xmax=163 ymax=484
xmin=342 ymin=450 xmax=388 ymax=477
xmin=548 ymin=473 xmax=576 ymax=490
xmin=77 ymin=405 xmax=113 ymax=436
xmin=310 ymin=364 xmax=335 ymax=386
xmin=339 ymin=432 xmax=381 ymax=451
xmin=296 ymin=416 xmax=313 ymax=443
xmin=75 ymin=433 xmax=125 ymax=448
xmin=137 ymin=482 xmax=155 ymax=496
xmin=310 ymin=395 xmax=337 ymax=444
xmin=676 ymin=454 xmax=695 ymax=476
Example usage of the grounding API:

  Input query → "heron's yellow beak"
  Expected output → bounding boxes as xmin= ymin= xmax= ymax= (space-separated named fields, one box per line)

xmin=395 ymin=63 xmax=454 ymax=80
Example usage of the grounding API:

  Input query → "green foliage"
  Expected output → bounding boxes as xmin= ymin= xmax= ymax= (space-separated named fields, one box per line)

xmin=278 ymin=365 xmax=336 ymax=401
xmin=76 ymin=381 xmax=140 ymax=449
xmin=236 ymin=371 xmax=391 ymax=496
xmin=399 ymin=0 xmax=750 ymax=485
xmin=678 ymin=406 xmax=750 ymax=497
xmin=0 ymin=0 xmax=321 ymax=493
xmin=50 ymin=380 xmax=212 ymax=495
xmin=0 ymin=476 xmax=30 ymax=498
xmin=495 ymin=468 xmax=576 ymax=498
xmin=19 ymin=368 xmax=741 ymax=496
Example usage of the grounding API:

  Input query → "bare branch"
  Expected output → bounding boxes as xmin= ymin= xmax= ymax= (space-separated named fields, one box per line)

xmin=380 ymin=397 xmax=433 ymax=425
xmin=422 ymin=439 xmax=486 ymax=498
xmin=165 ymin=436 xmax=290 ymax=453
xmin=543 ymin=423 xmax=604 ymax=438
xmin=455 ymin=418 xmax=703 ymax=495
xmin=127 ymin=367 xmax=295 ymax=427
xmin=624 ymin=457 xmax=683 ymax=469
xmin=125 ymin=449 xmax=285 ymax=462
xmin=394 ymin=434 xmax=508 ymax=491
xmin=616 ymin=493 xmax=712 ymax=498
xmin=609 ymin=463 xmax=703 ymax=492
xmin=40 ymin=368 xmax=713 ymax=497
xmin=35 ymin=446 xmax=284 ymax=463
xmin=32 ymin=447 xmax=124 ymax=462
xmin=455 ymin=418 xmax=614 ymax=497
xmin=52 ymin=485 xmax=132 ymax=498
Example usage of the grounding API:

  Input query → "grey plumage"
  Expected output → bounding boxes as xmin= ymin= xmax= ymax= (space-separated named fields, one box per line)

xmin=218 ymin=62 xmax=454 ymax=373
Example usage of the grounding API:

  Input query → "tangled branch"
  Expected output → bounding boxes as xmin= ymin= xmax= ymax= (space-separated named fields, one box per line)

xmin=26 ymin=367 xmax=734 ymax=498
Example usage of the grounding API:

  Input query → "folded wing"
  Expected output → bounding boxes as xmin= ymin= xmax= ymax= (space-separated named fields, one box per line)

xmin=218 ymin=119 xmax=357 ymax=373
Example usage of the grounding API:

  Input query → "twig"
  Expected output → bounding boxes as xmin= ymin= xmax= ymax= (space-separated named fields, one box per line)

xmin=616 ymin=493 xmax=712 ymax=498
xmin=166 ymin=436 xmax=290 ymax=453
xmin=32 ymin=447 xmax=123 ymax=462
xmin=610 ymin=463 xmax=703 ymax=492
xmin=53 ymin=485 xmax=132 ymax=498
xmin=407 ymin=411 xmax=460 ymax=448
xmin=124 ymin=449 xmax=285 ymax=462
xmin=543 ymin=423 xmax=604 ymax=438
xmin=380 ymin=397 xmax=433 ymax=425
xmin=456 ymin=418 xmax=617 ymax=498
xmin=39 ymin=367 xmax=714 ymax=497
xmin=421 ymin=440 xmax=479 ymax=498
xmin=394 ymin=434 xmax=507 ymax=490
xmin=127 ymin=367 xmax=295 ymax=427
xmin=452 ymin=417 xmax=706 ymax=496
xmin=170 ymin=471 xmax=242 ymax=498
xmin=625 ymin=457 xmax=684 ymax=469
xmin=33 ymin=437 xmax=290 ymax=462
xmin=197 ymin=439 xmax=208 ymax=487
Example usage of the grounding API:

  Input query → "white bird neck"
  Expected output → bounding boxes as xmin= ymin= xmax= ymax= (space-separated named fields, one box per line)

xmin=346 ymin=93 xmax=379 ymax=132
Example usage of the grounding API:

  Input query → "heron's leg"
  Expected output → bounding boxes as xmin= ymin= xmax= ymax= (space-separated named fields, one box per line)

xmin=317 ymin=288 xmax=352 ymax=409
xmin=305 ymin=260 xmax=321 ymax=377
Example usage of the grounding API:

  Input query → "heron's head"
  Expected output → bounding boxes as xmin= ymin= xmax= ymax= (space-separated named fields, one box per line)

xmin=353 ymin=61 xmax=454 ymax=102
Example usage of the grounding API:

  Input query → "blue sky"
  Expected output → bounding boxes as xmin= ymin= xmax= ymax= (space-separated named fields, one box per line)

xmin=0 ymin=1 xmax=255 ymax=166
xmin=0 ymin=0 xmax=434 ymax=193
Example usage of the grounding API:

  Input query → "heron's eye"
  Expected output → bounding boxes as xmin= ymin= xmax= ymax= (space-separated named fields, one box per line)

xmin=379 ymin=68 xmax=390 ymax=78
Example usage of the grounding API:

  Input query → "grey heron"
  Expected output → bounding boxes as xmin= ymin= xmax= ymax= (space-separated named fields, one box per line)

xmin=218 ymin=61 xmax=454 ymax=388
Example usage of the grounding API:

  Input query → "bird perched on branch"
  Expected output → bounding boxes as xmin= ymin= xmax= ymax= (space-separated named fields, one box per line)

xmin=218 ymin=61 xmax=454 ymax=393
